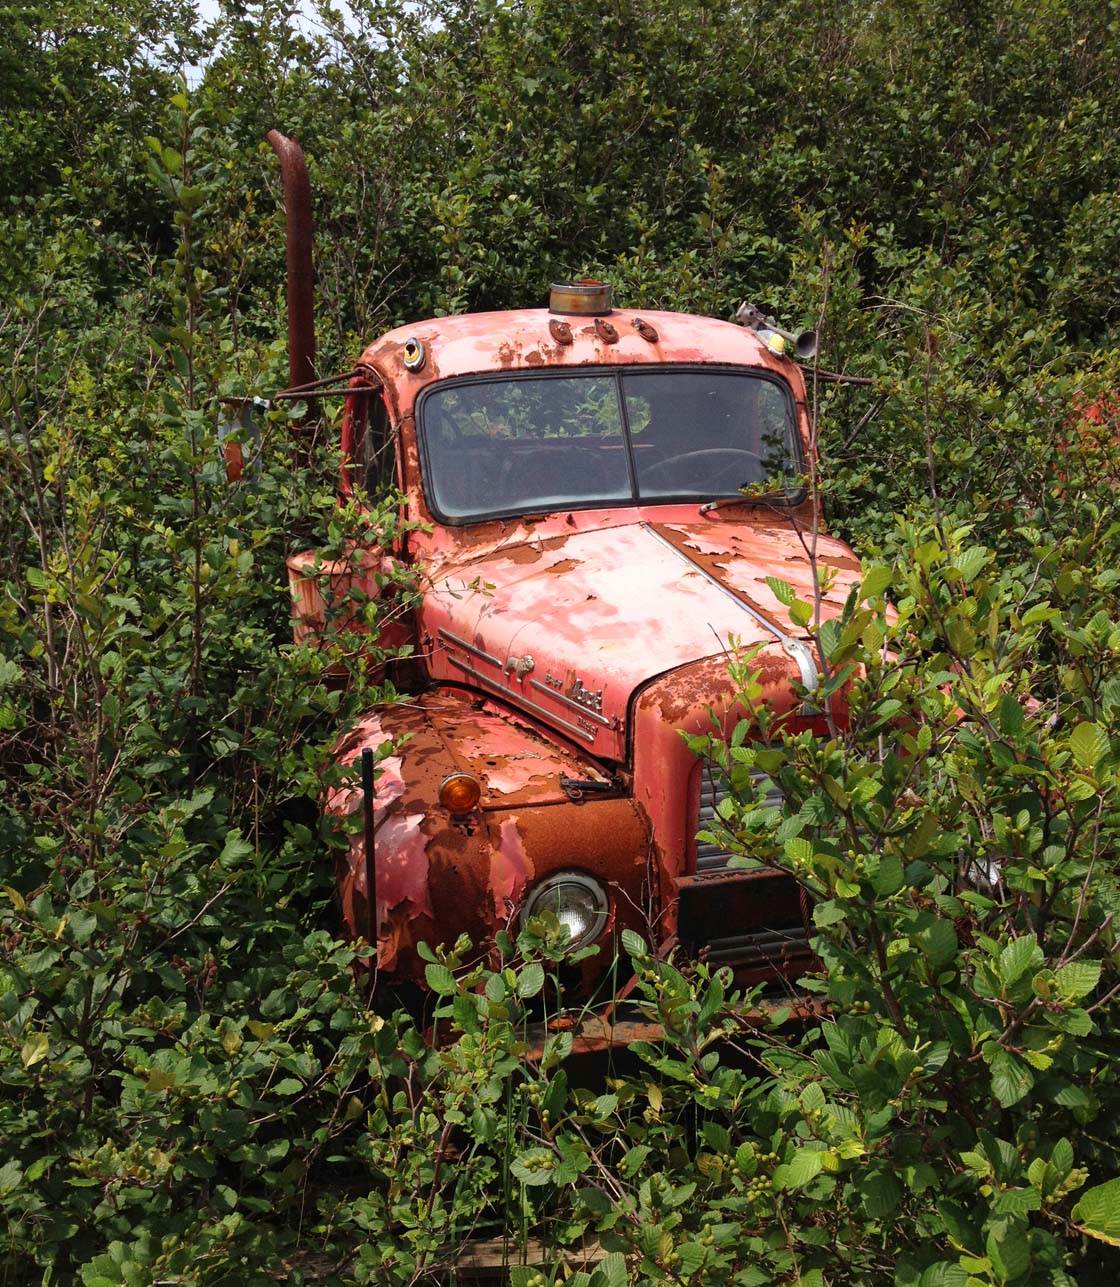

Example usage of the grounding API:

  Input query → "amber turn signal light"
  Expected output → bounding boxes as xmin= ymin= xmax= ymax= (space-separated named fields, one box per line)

xmin=439 ymin=772 xmax=481 ymax=814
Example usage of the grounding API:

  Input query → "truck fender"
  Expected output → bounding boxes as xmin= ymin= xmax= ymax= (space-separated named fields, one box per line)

xmin=324 ymin=689 xmax=651 ymax=984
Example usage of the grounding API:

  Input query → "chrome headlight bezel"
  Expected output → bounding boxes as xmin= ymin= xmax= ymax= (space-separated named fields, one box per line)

xmin=520 ymin=870 xmax=609 ymax=952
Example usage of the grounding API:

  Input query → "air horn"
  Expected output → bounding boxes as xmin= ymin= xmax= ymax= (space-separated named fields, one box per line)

xmin=734 ymin=302 xmax=818 ymax=360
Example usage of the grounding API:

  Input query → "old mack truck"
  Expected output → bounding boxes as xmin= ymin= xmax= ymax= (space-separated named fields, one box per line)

xmin=260 ymin=133 xmax=863 ymax=1032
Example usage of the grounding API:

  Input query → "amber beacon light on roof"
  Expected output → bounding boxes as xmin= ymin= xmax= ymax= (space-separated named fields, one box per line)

xmin=548 ymin=279 xmax=614 ymax=315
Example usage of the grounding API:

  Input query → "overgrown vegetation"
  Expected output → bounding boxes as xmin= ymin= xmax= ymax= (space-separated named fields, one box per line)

xmin=1 ymin=0 xmax=1118 ymax=1281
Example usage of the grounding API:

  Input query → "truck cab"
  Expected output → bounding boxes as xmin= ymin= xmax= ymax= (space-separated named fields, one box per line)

xmin=303 ymin=282 xmax=863 ymax=1009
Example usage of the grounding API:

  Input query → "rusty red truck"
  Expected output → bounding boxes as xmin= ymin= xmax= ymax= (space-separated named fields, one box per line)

xmin=263 ymin=135 xmax=864 ymax=1032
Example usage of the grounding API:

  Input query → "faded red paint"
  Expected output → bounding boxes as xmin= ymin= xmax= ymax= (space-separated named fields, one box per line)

xmin=491 ymin=819 xmax=534 ymax=921
xmin=304 ymin=303 xmax=864 ymax=1021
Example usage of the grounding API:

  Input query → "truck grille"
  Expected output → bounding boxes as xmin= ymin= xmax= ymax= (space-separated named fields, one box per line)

xmin=681 ymin=764 xmax=810 ymax=979
xmin=696 ymin=765 xmax=784 ymax=872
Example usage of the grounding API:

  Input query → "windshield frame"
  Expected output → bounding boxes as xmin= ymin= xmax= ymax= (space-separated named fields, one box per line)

xmin=415 ymin=363 xmax=806 ymax=526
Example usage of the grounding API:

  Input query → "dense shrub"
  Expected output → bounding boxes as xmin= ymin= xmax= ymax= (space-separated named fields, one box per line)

xmin=1 ymin=2 xmax=1118 ymax=1282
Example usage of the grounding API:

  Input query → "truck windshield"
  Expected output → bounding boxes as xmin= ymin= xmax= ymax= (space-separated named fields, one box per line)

xmin=420 ymin=368 xmax=800 ymax=521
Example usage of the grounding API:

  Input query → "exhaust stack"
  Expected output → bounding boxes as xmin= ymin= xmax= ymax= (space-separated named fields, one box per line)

xmin=267 ymin=129 xmax=317 ymax=389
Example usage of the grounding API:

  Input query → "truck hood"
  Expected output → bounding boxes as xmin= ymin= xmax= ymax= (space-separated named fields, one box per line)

xmin=422 ymin=518 xmax=862 ymax=760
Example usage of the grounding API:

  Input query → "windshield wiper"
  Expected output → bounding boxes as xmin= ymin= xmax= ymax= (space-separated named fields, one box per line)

xmin=699 ymin=492 xmax=793 ymax=517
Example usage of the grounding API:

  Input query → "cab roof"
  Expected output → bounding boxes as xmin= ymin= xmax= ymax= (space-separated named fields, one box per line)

xmin=357 ymin=307 xmax=798 ymax=417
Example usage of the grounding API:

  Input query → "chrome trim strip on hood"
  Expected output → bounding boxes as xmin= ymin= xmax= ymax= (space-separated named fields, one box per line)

xmin=640 ymin=522 xmax=819 ymax=694
xmin=445 ymin=655 xmax=598 ymax=742
xmin=438 ymin=627 xmax=502 ymax=668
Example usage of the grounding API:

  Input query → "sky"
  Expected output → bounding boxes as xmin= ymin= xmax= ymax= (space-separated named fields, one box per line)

xmin=186 ymin=0 xmax=358 ymax=85
xmin=193 ymin=0 xmax=356 ymax=32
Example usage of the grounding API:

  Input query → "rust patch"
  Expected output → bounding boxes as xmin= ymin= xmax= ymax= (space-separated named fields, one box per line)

xmin=524 ymin=349 xmax=545 ymax=367
xmin=506 ymin=544 xmax=543 ymax=565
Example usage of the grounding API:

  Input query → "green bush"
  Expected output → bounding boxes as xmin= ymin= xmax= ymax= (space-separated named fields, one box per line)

xmin=2 ymin=3 xmax=1119 ymax=1281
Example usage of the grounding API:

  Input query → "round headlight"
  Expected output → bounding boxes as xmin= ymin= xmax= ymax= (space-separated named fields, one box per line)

xmin=521 ymin=871 xmax=609 ymax=951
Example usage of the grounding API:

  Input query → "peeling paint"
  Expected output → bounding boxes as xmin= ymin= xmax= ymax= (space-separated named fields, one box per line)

xmin=490 ymin=817 xmax=534 ymax=919
xmin=417 ymin=517 xmax=861 ymax=761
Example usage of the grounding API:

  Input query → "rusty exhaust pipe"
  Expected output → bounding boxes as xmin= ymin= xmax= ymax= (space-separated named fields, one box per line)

xmin=267 ymin=129 xmax=317 ymax=390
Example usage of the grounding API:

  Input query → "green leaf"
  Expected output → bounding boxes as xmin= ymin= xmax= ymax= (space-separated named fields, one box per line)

xmin=1073 ymin=1176 xmax=1120 ymax=1247
xmin=871 ymin=854 xmax=905 ymax=896
xmin=510 ymin=1146 xmax=555 ymax=1187
xmin=785 ymin=837 xmax=815 ymax=864
xmin=1069 ymin=721 xmax=1108 ymax=770
xmin=953 ymin=546 xmax=989 ymax=584
xmin=861 ymin=566 xmax=893 ymax=599
xmin=997 ymin=694 xmax=1024 ymax=737
xmin=776 ymin=1147 xmax=824 ymax=1189
xmin=1046 ymin=1006 xmax=1092 ymax=1036
xmin=516 ymin=962 xmax=545 ymax=998
xmin=0 ymin=1160 xmax=22 ymax=1195
xmin=789 ymin=598 xmax=814 ymax=628
xmin=991 ymin=1188 xmax=1041 ymax=1217
xmin=590 ymin=1252 xmax=628 ymax=1287
xmin=918 ymin=920 xmax=958 ymax=969
xmin=985 ymin=1219 xmax=1030 ymax=1282
xmin=146 ymin=1067 xmax=176 ymax=1092
xmin=20 ymin=1033 xmax=49 ymax=1068
xmin=998 ymin=935 xmax=1042 ymax=988
xmin=860 ymin=1168 xmax=903 ymax=1218
xmin=918 ymin=1263 xmax=969 ymax=1287
xmin=1053 ymin=959 xmax=1101 ymax=1000
xmin=800 ymin=1081 xmax=826 ymax=1112
xmin=813 ymin=900 xmax=846 ymax=928
xmin=621 ymin=929 xmax=648 ymax=959
xmin=424 ymin=963 xmax=457 ymax=996
xmin=765 ymin=576 xmax=796 ymax=606
xmin=620 ymin=1145 xmax=651 ymax=1177
xmin=990 ymin=1051 xmax=1034 ymax=1108
xmin=1049 ymin=1138 xmax=1073 ymax=1178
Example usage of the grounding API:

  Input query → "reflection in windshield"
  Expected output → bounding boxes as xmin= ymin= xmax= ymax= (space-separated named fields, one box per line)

xmin=421 ymin=369 xmax=799 ymax=520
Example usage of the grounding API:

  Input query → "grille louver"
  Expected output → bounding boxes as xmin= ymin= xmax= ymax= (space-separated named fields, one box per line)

xmin=696 ymin=765 xmax=784 ymax=872
xmin=684 ymin=763 xmax=810 ymax=975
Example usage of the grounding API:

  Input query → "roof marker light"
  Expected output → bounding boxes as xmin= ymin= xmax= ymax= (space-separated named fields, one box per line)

xmin=401 ymin=336 xmax=426 ymax=371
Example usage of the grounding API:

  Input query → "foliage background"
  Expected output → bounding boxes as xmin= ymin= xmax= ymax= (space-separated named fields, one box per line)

xmin=1 ymin=0 xmax=1119 ymax=1282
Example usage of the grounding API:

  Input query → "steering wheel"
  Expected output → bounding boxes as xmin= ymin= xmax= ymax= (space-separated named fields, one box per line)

xmin=641 ymin=448 xmax=761 ymax=492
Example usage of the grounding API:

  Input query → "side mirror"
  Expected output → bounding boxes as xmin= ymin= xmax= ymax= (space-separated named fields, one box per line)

xmin=217 ymin=396 xmax=269 ymax=482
